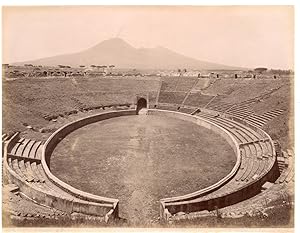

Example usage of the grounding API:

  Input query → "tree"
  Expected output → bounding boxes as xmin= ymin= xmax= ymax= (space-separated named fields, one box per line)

xmin=254 ymin=67 xmax=268 ymax=73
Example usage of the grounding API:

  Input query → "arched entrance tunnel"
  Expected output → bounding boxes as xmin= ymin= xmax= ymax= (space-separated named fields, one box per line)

xmin=136 ymin=98 xmax=147 ymax=114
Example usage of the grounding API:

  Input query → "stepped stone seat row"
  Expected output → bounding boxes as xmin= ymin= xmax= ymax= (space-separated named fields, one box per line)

xmin=160 ymin=78 xmax=179 ymax=91
xmin=8 ymin=156 xmax=113 ymax=219
xmin=228 ymin=110 xmax=254 ymax=118
xmin=9 ymin=157 xmax=44 ymax=183
xmin=197 ymin=112 xmax=273 ymax=158
xmin=4 ymin=133 xmax=118 ymax=222
xmin=244 ymin=109 xmax=284 ymax=127
xmin=197 ymin=113 xmax=273 ymax=159
xmin=216 ymin=181 xmax=284 ymax=218
xmin=2 ymin=133 xmax=10 ymax=141
xmin=207 ymin=102 xmax=233 ymax=112
xmin=276 ymin=154 xmax=294 ymax=184
xmin=165 ymin=151 xmax=274 ymax=215
xmin=196 ymin=112 xmax=263 ymax=142
xmin=156 ymin=89 xmax=282 ymax=126
xmin=277 ymin=166 xmax=294 ymax=183
xmin=178 ymin=107 xmax=196 ymax=114
xmin=7 ymin=156 xmax=80 ymax=202
xmin=226 ymin=108 xmax=284 ymax=128
xmin=7 ymin=138 xmax=90 ymax=201
xmin=10 ymin=138 xmax=43 ymax=160
xmin=158 ymin=91 xmax=188 ymax=104
xmin=164 ymin=149 xmax=275 ymax=218
xmin=2 ymin=134 xmax=10 ymax=154
xmin=227 ymin=106 xmax=252 ymax=114
xmin=175 ymin=78 xmax=198 ymax=92
xmin=244 ymin=118 xmax=265 ymax=128
xmin=249 ymin=113 xmax=271 ymax=122
xmin=157 ymin=108 xmax=276 ymax=221
xmin=184 ymin=93 xmax=215 ymax=108
xmin=235 ymin=152 xmax=267 ymax=183
xmin=246 ymin=114 xmax=268 ymax=124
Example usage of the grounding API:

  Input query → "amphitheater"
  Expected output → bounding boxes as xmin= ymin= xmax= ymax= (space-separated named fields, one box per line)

xmin=2 ymin=74 xmax=294 ymax=227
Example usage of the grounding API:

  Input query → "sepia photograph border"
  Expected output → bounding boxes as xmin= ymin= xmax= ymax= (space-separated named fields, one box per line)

xmin=1 ymin=0 xmax=298 ymax=233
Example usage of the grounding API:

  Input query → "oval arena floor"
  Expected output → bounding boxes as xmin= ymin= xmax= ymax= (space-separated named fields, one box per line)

xmin=50 ymin=114 xmax=236 ymax=224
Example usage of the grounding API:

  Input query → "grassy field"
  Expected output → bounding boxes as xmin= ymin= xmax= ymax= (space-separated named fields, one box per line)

xmin=50 ymin=114 xmax=236 ymax=225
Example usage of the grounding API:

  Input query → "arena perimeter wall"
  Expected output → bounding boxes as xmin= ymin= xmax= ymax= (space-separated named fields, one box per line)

xmin=148 ymin=109 xmax=277 ymax=221
xmin=41 ymin=110 xmax=137 ymax=219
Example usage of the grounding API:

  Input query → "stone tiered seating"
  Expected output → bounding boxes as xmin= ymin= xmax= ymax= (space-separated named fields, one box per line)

xmin=9 ymin=138 xmax=43 ymax=160
xmin=148 ymin=91 xmax=160 ymax=106
xmin=158 ymin=78 xmax=202 ymax=108
xmin=205 ymin=96 xmax=234 ymax=112
xmin=8 ymin=138 xmax=47 ymax=183
xmin=191 ymin=78 xmax=212 ymax=92
xmin=277 ymin=154 xmax=288 ymax=173
xmin=2 ymin=133 xmax=9 ymax=141
xmin=276 ymin=150 xmax=294 ymax=184
xmin=179 ymin=79 xmax=203 ymax=107
xmin=160 ymin=111 xmax=276 ymax=221
xmin=29 ymin=141 xmax=43 ymax=159
xmin=158 ymin=92 xmax=187 ymax=104
xmin=4 ymin=134 xmax=118 ymax=221
xmin=175 ymin=78 xmax=198 ymax=92
xmin=196 ymin=112 xmax=265 ymax=143
xmin=226 ymin=105 xmax=254 ymax=119
xmin=202 ymin=96 xmax=258 ymax=119
xmin=253 ymin=142 xmax=263 ymax=159
xmin=195 ymin=112 xmax=247 ymax=143
xmin=202 ymin=96 xmax=284 ymax=129
xmin=184 ymin=93 xmax=215 ymax=108
xmin=217 ymin=181 xmax=283 ymax=218
xmin=4 ymin=77 xmax=161 ymax=127
xmin=243 ymin=109 xmax=285 ymax=128
xmin=160 ymin=77 xmax=179 ymax=91
xmin=156 ymin=104 xmax=179 ymax=111
xmin=262 ymin=109 xmax=284 ymax=118
xmin=244 ymin=116 xmax=266 ymax=127
xmin=197 ymin=114 xmax=273 ymax=159
xmin=2 ymin=133 xmax=11 ymax=155
xmin=178 ymin=107 xmax=197 ymax=114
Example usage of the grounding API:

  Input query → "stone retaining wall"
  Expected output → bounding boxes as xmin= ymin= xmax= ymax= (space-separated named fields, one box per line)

xmin=148 ymin=109 xmax=277 ymax=222
xmin=42 ymin=110 xmax=137 ymax=220
xmin=3 ymin=133 xmax=115 ymax=222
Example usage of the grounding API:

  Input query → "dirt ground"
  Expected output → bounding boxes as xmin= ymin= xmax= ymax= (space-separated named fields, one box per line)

xmin=50 ymin=114 xmax=236 ymax=225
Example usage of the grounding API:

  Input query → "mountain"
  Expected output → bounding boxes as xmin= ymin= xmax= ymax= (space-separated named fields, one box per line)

xmin=15 ymin=38 xmax=243 ymax=70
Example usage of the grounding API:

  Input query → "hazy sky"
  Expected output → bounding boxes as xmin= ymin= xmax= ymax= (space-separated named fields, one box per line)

xmin=3 ymin=6 xmax=294 ymax=69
